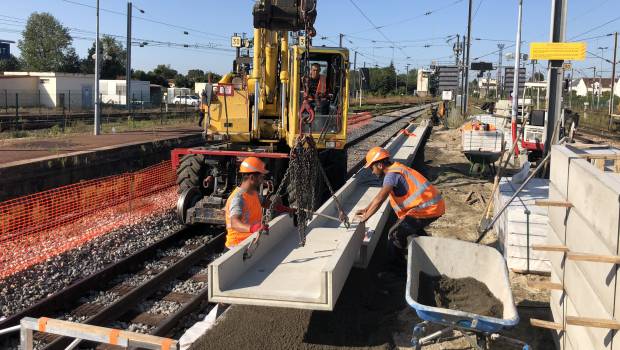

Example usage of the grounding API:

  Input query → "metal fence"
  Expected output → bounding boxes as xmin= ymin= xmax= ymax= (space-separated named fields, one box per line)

xmin=0 ymin=90 xmax=200 ymax=133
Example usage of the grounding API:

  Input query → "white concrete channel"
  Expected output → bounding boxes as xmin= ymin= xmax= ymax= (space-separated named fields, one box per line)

xmin=207 ymin=117 xmax=432 ymax=311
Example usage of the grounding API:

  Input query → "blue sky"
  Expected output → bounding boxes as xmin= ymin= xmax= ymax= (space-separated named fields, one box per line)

xmin=1 ymin=0 xmax=619 ymax=80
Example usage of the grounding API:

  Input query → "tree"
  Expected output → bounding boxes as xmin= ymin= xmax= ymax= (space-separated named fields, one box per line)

xmin=0 ymin=54 xmax=21 ymax=72
xmin=153 ymin=64 xmax=177 ymax=80
xmin=18 ymin=13 xmax=78 ymax=72
xmin=174 ymin=74 xmax=190 ymax=88
xmin=530 ymin=71 xmax=545 ymax=82
xmin=186 ymin=69 xmax=205 ymax=83
xmin=133 ymin=69 xmax=169 ymax=87
xmin=81 ymin=35 xmax=127 ymax=78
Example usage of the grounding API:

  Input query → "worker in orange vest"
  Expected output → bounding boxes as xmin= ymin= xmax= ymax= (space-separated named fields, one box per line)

xmin=355 ymin=147 xmax=445 ymax=272
xmin=308 ymin=62 xmax=329 ymax=115
xmin=224 ymin=157 xmax=294 ymax=249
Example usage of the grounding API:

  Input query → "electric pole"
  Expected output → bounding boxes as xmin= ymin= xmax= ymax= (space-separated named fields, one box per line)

xmin=406 ymin=63 xmax=410 ymax=95
xmin=463 ymin=0 xmax=473 ymax=114
xmin=497 ymin=44 xmax=505 ymax=99
xmin=353 ymin=51 xmax=357 ymax=99
xmin=339 ymin=33 xmax=344 ymax=48
xmin=545 ymin=0 xmax=567 ymax=157
xmin=454 ymin=34 xmax=461 ymax=66
xmin=395 ymin=68 xmax=398 ymax=91
xmin=126 ymin=1 xmax=132 ymax=115
xmin=461 ymin=36 xmax=466 ymax=113
xmin=598 ymin=46 xmax=608 ymax=110
xmin=610 ymin=32 xmax=618 ymax=119
xmin=511 ymin=0 xmax=524 ymax=156
xmin=94 ymin=0 xmax=100 ymax=135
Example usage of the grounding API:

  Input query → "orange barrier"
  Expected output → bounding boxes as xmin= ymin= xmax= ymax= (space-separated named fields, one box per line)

xmin=0 ymin=161 xmax=176 ymax=279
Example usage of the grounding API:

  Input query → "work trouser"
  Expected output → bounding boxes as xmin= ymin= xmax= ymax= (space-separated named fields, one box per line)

xmin=386 ymin=216 xmax=439 ymax=271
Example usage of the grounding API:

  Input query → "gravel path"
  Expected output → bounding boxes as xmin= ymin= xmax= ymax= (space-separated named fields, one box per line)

xmin=0 ymin=210 xmax=183 ymax=318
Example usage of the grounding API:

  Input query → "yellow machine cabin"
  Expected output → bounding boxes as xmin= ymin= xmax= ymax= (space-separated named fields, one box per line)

xmin=203 ymin=39 xmax=349 ymax=151
xmin=173 ymin=0 xmax=350 ymax=226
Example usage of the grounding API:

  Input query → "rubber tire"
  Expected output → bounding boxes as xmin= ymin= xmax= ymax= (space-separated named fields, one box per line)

xmin=176 ymin=153 xmax=208 ymax=195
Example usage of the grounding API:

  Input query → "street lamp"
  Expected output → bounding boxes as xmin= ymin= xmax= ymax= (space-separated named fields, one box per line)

xmin=94 ymin=0 xmax=100 ymax=135
xmin=127 ymin=1 xmax=144 ymax=115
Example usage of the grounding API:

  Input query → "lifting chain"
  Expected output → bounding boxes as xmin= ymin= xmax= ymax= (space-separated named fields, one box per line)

xmin=252 ymin=135 xmax=349 ymax=251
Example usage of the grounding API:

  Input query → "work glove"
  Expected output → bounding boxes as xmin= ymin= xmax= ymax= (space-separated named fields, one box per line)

xmin=250 ymin=223 xmax=269 ymax=234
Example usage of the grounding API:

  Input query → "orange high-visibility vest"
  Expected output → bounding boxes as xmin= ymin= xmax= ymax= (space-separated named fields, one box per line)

xmin=224 ymin=187 xmax=263 ymax=248
xmin=385 ymin=162 xmax=445 ymax=219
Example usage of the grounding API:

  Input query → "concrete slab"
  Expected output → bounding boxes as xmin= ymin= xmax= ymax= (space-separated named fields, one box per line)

xmin=550 ymin=145 xmax=620 ymax=198
xmin=547 ymin=183 xmax=568 ymax=243
xmin=546 ymin=225 xmax=566 ymax=282
xmin=564 ymin=266 xmax=614 ymax=349
xmin=494 ymin=177 xmax=550 ymax=272
xmin=208 ymin=120 xmax=430 ymax=310
xmin=567 ymin=159 xmax=620 ymax=251
xmin=565 ymin=208 xmax=617 ymax=314
xmin=549 ymin=270 xmax=564 ymax=333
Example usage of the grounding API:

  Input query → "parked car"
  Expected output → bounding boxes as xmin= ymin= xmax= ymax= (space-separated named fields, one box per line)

xmin=173 ymin=95 xmax=200 ymax=106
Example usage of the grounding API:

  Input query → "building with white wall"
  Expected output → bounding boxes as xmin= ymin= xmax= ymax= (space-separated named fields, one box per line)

xmin=99 ymin=80 xmax=150 ymax=105
xmin=0 ymin=72 xmax=94 ymax=108
xmin=416 ymin=69 xmax=430 ymax=96
xmin=572 ymin=77 xmax=618 ymax=97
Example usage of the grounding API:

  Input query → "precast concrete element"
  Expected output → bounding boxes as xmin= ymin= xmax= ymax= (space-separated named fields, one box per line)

xmin=493 ymin=177 xmax=550 ymax=273
xmin=208 ymin=121 xmax=431 ymax=310
xmin=544 ymin=144 xmax=620 ymax=349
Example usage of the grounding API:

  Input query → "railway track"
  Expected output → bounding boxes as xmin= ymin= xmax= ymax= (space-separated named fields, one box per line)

xmin=0 ymin=103 xmax=434 ymax=349
xmin=0 ymin=227 xmax=224 ymax=350
xmin=574 ymin=126 xmax=620 ymax=146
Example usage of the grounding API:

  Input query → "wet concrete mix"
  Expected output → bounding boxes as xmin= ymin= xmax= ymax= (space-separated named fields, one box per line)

xmin=418 ymin=271 xmax=503 ymax=318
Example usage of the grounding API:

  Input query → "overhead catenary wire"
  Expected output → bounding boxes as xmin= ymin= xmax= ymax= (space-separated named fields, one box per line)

xmin=346 ymin=0 xmax=410 ymax=60
xmin=0 ymin=14 xmax=234 ymax=55
xmin=345 ymin=0 xmax=464 ymax=36
xmin=61 ymin=0 xmax=229 ymax=41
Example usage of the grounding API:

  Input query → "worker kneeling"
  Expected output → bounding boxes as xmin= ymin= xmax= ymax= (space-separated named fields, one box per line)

xmin=355 ymin=147 xmax=445 ymax=271
xmin=224 ymin=157 xmax=294 ymax=249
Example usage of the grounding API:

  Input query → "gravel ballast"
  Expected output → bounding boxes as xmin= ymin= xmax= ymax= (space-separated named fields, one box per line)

xmin=0 ymin=210 xmax=183 ymax=318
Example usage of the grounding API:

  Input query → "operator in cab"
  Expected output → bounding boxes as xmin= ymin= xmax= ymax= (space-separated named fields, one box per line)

xmin=224 ymin=157 xmax=295 ymax=249
xmin=307 ymin=62 xmax=330 ymax=114
xmin=355 ymin=147 xmax=445 ymax=272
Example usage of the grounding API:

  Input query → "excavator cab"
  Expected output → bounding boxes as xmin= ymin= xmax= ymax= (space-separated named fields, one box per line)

xmin=299 ymin=50 xmax=347 ymax=134
xmin=288 ymin=45 xmax=349 ymax=148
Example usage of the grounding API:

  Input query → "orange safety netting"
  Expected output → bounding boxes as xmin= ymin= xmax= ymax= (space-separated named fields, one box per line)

xmin=0 ymin=160 xmax=177 ymax=279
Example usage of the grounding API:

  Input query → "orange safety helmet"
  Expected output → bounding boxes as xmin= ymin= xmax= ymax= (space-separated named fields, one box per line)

xmin=364 ymin=147 xmax=391 ymax=168
xmin=239 ymin=156 xmax=269 ymax=174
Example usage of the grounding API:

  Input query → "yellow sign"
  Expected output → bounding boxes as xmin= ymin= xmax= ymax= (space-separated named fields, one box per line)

xmin=563 ymin=62 xmax=572 ymax=70
xmin=529 ymin=42 xmax=587 ymax=61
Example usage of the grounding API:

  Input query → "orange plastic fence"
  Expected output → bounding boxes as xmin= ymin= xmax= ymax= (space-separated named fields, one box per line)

xmin=0 ymin=160 xmax=177 ymax=279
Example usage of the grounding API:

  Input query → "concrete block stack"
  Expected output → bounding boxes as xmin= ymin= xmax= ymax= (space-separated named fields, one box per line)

xmin=541 ymin=144 xmax=620 ymax=349
xmin=493 ymin=177 xmax=550 ymax=273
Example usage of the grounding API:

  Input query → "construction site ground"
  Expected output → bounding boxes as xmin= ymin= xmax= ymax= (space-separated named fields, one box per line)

xmin=0 ymin=125 xmax=202 ymax=164
xmin=191 ymin=125 xmax=555 ymax=349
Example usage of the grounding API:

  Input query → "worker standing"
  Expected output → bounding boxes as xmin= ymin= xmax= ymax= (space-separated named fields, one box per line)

xmin=224 ymin=157 xmax=294 ymax=249
xmin=355 ymin=147 xmax=445 ymax=272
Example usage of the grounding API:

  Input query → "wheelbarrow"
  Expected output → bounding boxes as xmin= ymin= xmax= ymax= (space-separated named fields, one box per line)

xmin=406 ymin=236 xmax=529 ymax=349
xmin=463 ymin=150 xmax=502 ymax=176
xmin=461 ymin=128 xmax=504 ymax=177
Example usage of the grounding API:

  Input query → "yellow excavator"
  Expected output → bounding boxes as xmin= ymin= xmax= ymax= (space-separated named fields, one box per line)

xmin=173 ymin=0 xmax=350 ymax=226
